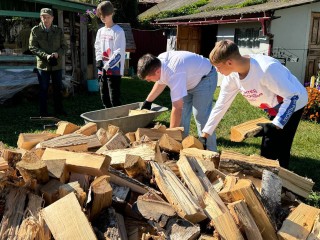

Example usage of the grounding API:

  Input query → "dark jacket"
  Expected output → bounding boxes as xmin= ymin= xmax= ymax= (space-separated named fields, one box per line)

xmin=29 ymin=22 xmax=67 ymax=71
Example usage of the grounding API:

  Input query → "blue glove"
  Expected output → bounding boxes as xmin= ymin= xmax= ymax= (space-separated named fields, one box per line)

xmin=254 ymin=123 xmax=279 ymax=137
xmin=198 ymin=136 xmax=207 ymax=150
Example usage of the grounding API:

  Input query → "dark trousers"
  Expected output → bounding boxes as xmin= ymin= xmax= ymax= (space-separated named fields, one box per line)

xmin=99 ymin=75 xmax=121 ymax=108
xmin=260 ymin=108 xmax=304 ymax=168
xmin=37 ymin=69 xmax=63 ymax=115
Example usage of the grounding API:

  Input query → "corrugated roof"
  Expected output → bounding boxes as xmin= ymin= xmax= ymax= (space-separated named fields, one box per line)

xmin=152 ymin=0 xmax=317 ymax=22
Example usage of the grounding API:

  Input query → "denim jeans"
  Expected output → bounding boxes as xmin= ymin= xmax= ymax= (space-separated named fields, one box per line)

xmin=37 ymin=69 xmax=63 ymax=115
xmin=181 ymin=68 xmax=218 ymax=151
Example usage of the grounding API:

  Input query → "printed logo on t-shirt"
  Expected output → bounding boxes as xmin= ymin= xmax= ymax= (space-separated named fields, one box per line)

xmin=241 ymin=89 xmax=263 ymax=101
xmin=101 ymin=34 xmax=114 ymax=41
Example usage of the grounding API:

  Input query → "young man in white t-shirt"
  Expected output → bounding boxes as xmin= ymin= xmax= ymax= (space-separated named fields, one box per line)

xmin=137 ymin=51 xmax=218 ymax=151
xmin=202 ymin=40 xmax=308 ymax=168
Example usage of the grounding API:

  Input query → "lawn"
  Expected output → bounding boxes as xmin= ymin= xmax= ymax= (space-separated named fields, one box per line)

xmin=1 ymin=76 xmax=319 ymax=205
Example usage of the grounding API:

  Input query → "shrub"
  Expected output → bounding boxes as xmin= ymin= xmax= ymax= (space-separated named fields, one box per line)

xmin=302 ymin=87 xmax=320 ymax=123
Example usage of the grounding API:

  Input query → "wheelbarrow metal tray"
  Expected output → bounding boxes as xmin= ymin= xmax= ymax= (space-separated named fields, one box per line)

xmin=80 ymin=102 xmax=168 ymax=133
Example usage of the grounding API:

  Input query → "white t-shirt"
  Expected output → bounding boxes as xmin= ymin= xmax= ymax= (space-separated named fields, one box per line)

xmin=95 ymin=24 xmax=126 ymax=76
xmin=157 ymin=51 xmax=212 ymax=102
xmin=203 ymin=54 xmax=308 ymax=134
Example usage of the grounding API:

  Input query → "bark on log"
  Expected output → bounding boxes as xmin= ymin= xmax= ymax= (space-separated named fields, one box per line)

xmin=219 ymin=151 xmax=279 ymax=178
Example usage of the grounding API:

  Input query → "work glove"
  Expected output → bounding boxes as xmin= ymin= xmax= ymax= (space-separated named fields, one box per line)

xmin=98 ymin=74 xmax=103 ymax=83
xmin=96 ymin=60 xmax=103 ymax=71
xmin=254 ymin=123 xmax=279 ymax=137
xmin=47 ymin=55 xmax=58 ymax=66
xmin=140 ymin=100 xmax=152 ymax=110
xmin=198 ymin=136 xmax=207 ymax=150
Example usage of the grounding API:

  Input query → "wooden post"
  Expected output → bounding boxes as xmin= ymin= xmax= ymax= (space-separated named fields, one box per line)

xmin=80 ymin=20 xmax=88 ymax=84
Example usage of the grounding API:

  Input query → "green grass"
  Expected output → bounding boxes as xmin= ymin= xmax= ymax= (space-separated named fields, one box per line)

xmin=1 ymin=76 xmax=319 ymax=202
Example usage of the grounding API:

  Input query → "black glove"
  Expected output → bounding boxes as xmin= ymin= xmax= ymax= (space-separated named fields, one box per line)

xmin=96 ymin=60 xmax=103 ymax=70
xmin=48 ymin=55 xmax=58 ymax=66
xmin=198 ymin=136 xmax=207 ymax=150
xmin=98 ymin=74 xmax=103 ymax=83
xmin=254 ymin=123 xmax=279 ymax=137
xmin=140 ymin=100 xmax=152 ymax=110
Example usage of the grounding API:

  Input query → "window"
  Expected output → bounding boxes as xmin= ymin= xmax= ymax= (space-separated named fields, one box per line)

xmin=235 ymin=28 xmax=260 ymax=48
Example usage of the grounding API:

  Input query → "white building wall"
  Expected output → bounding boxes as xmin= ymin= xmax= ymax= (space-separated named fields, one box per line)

xmin=271 ymin=3 xmax=320 ymax=83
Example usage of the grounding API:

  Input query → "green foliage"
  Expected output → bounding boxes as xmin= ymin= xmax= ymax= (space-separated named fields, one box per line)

xmin=306 ymin=191 xmax=320 ymax=208
xmin=139 ymin=0 xmax=209 ymax=29
xmin=205 ymin=0 xmax=267 ymax=11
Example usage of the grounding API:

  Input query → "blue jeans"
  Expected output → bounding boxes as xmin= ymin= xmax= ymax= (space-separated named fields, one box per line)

xmin=181 ymin=68 xmax=218 ymax=151
xmin=37 ymin=69 xmax=63 ymax=115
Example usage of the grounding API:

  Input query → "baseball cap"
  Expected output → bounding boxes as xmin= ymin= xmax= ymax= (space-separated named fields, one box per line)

xmin=40 ymin=8 xmax=53 ymax=16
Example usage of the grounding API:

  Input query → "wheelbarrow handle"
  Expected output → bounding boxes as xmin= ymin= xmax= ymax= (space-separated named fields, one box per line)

xmin=30 ymin=116 xmax=61 ymax=123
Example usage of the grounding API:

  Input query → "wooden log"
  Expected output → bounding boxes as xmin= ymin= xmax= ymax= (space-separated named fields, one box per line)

xmin=69 ymin=172 xmax=91 ymax=193
xmin=307 ymin=214 xmax=320 ymax=240
xmin=278 ymin=203 xmax=320 ymax=240
xmin=2 ymin=149 xmax=22 ymax=168
xmin=37 ymin=133 xmax=89 ymax=152
xmin=180 ymin=148 xmax=220 ymax=168
xmin=90 ymin=175 xmax=113 ymax=220
xmin=96 ymin=132 xmax=130 ymax=154
xmin=59 ymin=181 xmax=87 ymax=207
xmin=41 ymin=148 xmax=110 ymax=176
xmin=92 ymin=207 xmax=128 ymax=240
xmin=165 ymin=218 xmax=201 ymax=240
xmin=0 ymin=187 xmax=28 ymax=239
xmin=278 ymin=167 xmax=314 ymax=198
xmin=17 ymin=132 xmax=59 ymax=150
xmin=135 ymin=128 xmax=183 ymax=142
xmin=125 ymin=132 xmax=136 ymax=143
xmin=261 ymin=170 xmax=282 ymax=224
xmin=17 ymin=193 xmax=49 ymax=240
xmin=103 ymin=143 xmax=156 ymax=169
xmin=108 ymin=167 xmax=158 ymax=195
xmin=218 ymin=175 xmax=238 ymax=202
xmin=177 ymin=155 xmax=243 ymax=239
xmin=159 ymin=134 xmax=182 ymax=153
xmin=164 ymin=160 xmax=180 ymax=177
xmin=45 ymin=159 xmax=69 ymax=183
xmin=182 ymin=135 xmax=204 ymax=150
xmin=136 ymin=191 xmax=176 ymax=224
xmin=106 ymin=124 xmax=120 ymax=141
xmin=128 ymin=109 xmax=154 ymax=116
xmin=0 ymin=157 xmax=8 ymax=171
xmin=124 ymin=154 xmax=147 ymax=179
xmin=219 ymin=151 xmax=280 ymax=178
xmin=40 ymin=179 xmax=64 ymax=205
xmin=96 ymin=128 xmax=108 ymax=145
xmin=16 ymin=159 xmax=49 ymax=184
xmin=228 ymin=200 xmax=263 ymax=240
xmin=56 ymin=121 xmax=80 ymax=135
xmin=41 ymin=192 xmax=96 ymax=240
xmin=150 ymin=161 xmax=207 ymax=223
xmin=226 ymin=179 xmax=278 ymax=240
xmin=74 ymin=122 xmax=97 ymax=136
xmin=230 ymin=117 xmax=271 ymax=142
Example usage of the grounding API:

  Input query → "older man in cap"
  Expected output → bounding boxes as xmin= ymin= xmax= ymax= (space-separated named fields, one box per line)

xmin=29 ymin=8 xmax=67 ymax=116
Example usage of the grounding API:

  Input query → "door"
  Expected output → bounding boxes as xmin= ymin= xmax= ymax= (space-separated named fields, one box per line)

xmin=177 ymin=25 xmax=201 ymax=54
xmin=306 ymin=12 xmax=320 ymax=83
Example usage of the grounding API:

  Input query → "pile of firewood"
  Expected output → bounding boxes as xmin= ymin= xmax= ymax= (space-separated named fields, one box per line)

xmin=0 ymin=118 xmax=319 ymax=240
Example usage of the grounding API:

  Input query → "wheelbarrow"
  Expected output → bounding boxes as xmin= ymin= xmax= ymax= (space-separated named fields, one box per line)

xmin=80 ymin=102 xmax=168 ymax=133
